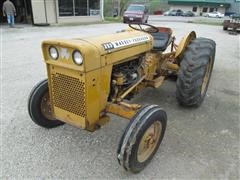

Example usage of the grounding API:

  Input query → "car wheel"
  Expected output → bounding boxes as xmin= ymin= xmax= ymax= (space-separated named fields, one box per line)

xmin=223 ymin=26 xmax=228 ymax=31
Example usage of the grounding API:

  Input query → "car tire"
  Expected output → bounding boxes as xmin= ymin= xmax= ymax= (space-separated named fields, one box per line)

xmin=223 ymin=26 xmax=228 ymax=31
xmin=176 ymin=38 xmax=216 ymax=107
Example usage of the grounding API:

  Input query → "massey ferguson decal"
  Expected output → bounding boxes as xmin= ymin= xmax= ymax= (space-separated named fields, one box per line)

xmin=102 ymin=35 xmax=150 ymax=50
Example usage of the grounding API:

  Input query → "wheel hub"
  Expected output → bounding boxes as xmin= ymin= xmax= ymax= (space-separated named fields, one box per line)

xmin=201 ymin=59 xmax=212 ymax=95
xmin=40 ymin=92 xmax=55 ymax=120
xmin=137 ymin=121 xmax=162 ymax=163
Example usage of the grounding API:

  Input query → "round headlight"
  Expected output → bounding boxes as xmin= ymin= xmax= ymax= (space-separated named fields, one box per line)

xmin=72 ymin=50 xmax=83 ymax=65
xmin=49 ymin=46 xmax=58 ymax=60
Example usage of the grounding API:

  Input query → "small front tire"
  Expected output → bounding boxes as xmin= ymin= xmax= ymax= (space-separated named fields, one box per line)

xmin=117 ymin=105 xmax=167 ymax=173
xmin=28 ymin=79 xmax=65 ymax=128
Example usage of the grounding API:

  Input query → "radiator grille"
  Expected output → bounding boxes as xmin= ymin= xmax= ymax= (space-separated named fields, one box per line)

xmin=51 ymin=73 xmax=86 ymax=117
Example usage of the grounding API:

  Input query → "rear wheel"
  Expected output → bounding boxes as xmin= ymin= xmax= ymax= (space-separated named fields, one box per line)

xmin=117 ymin=105 xmax=167 ymax=173
xmin=28 ymin=79 xmax=65 ymax=128
xmin=176 ymin=38 xmax=216 ymax=107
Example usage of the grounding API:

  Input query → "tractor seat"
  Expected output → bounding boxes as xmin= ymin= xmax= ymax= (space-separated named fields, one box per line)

xmin=151 ymin=32 xmax=170 ymax=51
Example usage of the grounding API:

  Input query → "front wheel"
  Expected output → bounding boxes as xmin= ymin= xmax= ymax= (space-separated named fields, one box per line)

xmin=176 ymin=38 xmax=216 ymax=107
xmin=117 ymin=105 xmax=167 ymax=173
xmin=28 ymin=79 xmax=65 ymax=128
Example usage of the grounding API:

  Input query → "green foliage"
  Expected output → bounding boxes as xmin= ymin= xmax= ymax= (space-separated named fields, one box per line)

xmin=104 ymin=0 xmax=114 ymax=17
xmin=120 ymin=0 xmax=131 ymax=15
xmin=104 ymin=16 xmax=122 ymax=22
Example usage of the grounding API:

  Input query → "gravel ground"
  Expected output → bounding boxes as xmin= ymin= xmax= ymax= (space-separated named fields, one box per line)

xmin=1 ymin=20 xmax=239 ymax=179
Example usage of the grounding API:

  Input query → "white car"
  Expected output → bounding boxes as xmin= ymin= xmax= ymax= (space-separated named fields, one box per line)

xmin=163 ymin=10 xmax=170 ymax=16
xmin=205 ymin=11 xmax=224 ymax=18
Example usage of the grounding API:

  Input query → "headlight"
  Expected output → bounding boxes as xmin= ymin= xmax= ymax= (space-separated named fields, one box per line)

xmin=72 ymin=50 xmax=83 ymax=65
xmin=49 ymin=46 xmax=58 ymax=60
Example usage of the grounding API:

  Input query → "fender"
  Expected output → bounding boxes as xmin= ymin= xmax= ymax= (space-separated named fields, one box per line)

xmin=175 ymin=31 xmax=196 ymax=61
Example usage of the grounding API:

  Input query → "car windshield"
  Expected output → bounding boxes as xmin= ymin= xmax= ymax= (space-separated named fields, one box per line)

xmin=127 ymin=5 xmax=144 ymax=11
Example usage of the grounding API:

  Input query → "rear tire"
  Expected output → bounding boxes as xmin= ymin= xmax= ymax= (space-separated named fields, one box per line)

xmin=176 ymin=38 xmax=216 ymax=107
xmin=28 ymin=79 xmax=65 ymax=128
xmin=117 ymin=105 xmax=167 ymax=173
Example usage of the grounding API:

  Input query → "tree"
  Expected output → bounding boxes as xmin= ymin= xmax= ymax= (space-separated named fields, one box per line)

xmin=119 ymin=0 xmax=131 ymax=16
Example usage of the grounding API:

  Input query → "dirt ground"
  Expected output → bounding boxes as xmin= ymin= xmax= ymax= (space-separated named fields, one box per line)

xmin=1 ymin=20 xmax=239 ymax=179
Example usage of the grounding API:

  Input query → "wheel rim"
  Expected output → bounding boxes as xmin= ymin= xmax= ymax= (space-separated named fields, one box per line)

xmin=40 ymin=92 xmax=55 ymax=120
xmin=201 ymin=59 xmax=212 ymax=95
xmin=137 ymin=121 xmax=162 ymax=163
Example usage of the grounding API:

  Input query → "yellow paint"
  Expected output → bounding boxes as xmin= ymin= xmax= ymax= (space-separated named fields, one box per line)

xmin=42 ymin=30 xmax=153 ymax=130
xmin=175 ymin=31 xmax=196 ymax=59
xmin=106 ymin=102 xmax=140 ymax=120
xmin=41 ymin=28 xmax=197 ymax=131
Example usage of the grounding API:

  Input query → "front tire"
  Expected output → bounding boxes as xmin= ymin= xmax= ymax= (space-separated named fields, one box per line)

xmin=28 ymin=79 xmax=65 ymax=128
xmin=176 ymin=38 xmax=216 ymax=107
xmin=117 ymin=105 xmax=167 ymax=173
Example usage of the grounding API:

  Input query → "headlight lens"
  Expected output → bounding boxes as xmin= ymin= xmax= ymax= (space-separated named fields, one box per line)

xmin=72 ymin=50 xmax=83 ymax=65
xmin=49 ymin=46 xmax=58 ymax=60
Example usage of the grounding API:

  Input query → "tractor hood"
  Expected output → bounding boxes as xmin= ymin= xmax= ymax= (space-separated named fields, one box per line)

xmin=42 ymin=30 xmax=153 ymax=72
xmin=78 ymin=30 xmax=153 ymax=55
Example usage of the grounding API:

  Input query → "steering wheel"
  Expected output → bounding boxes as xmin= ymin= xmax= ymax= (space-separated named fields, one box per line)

xmin=129 ymin=23 xmax=159 ymax=33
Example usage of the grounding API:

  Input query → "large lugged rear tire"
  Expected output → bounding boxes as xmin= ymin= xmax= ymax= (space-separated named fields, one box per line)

xmin=28 ymin=79 xmax=65 ymax=128
xmin=117 ymin=105 xmax=167 ymax=173
xmin=176 ymin=38 xmax=216 ymax=107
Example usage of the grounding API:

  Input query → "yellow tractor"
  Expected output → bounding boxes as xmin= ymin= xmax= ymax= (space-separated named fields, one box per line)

xmin=28 ymin=24 xmax=216 ymax=173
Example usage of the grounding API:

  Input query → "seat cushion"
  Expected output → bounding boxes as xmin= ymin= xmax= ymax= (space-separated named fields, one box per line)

xmin=151 ymin=32 xmax=170 ymax=51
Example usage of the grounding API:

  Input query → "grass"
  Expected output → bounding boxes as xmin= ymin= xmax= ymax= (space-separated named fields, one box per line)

xmin=104 ymin=16 xmax=123 ymax=22
xmin=191 ymin=19 xmax=224 ymax=26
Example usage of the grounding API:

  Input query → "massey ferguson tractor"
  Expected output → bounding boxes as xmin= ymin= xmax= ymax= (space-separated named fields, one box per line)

xmin=28 ymin=24 xmax=216 ymax=173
